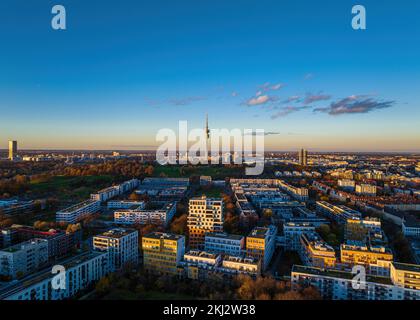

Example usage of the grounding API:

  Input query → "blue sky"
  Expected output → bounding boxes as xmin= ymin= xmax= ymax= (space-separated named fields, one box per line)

xmin=1 ymin=0 xmax=419 ymax=151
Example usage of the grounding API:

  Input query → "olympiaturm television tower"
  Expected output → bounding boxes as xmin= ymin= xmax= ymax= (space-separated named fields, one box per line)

xmin=205 ymin=113 xmax=210 ymax=139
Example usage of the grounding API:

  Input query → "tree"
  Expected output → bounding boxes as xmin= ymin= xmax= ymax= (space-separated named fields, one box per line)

xmin=170 ymin=214 xmax=188 ymax=235
xmin=145 ymin=165 xmax=154 ymax=176
xmin=0 ymin=217 xmax=13 ymax=228
xmin=95 ymin=276 xmax=111 ymax=295
xmin=128 ymin=192 xmax=141 ymax=201
xmin=66 ymin=223 xmax=81 ymax=233
xmin=316 ymin=224 xmax=331 ymax=240
xmin=301 ymin=286 xmax=322 ymax=300
xmin=33 ymin=220 xmax=49 ymax=231
xmin=263 ymin=208 xmax=273 ymax=219
xmin=226 ymin=202 xmax=236 ymax=211
xmin=346 ymin=223 xmax=367 ymax=242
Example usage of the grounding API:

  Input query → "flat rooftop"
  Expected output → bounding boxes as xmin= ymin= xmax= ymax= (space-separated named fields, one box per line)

xmin=403 ymin=217 xmax=420 ymax=228
xmin=205 ymin=232 xmax=244 ymax=241
xmin=248 ymin=226 xmax=275 ymax=238
xmin=96 ymin=228 xmax=137 ymax=239
xmin=94 ymin=186 xmax=119 ymax=194
xmin=0 ymin=238 xmax=48 ymax=253
xmin=393 ymin=262 xmax=420 ymax=273
xmin=57 ymin=199 xmax=99 ymax=213
xmin=292 ymin=265 xmax=393 ymax=285
xmin=143 ymin=232 xmax=184 ymax=241
xmin=223 ymin=255 xmax=258 ymax=264
xmin=184 ymin=250 xmax=218 ymax=259
xmin=0 ymin=251 xmax=106 ymax=299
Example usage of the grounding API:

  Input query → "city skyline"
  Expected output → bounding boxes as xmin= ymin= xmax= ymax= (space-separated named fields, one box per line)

xmin=1 ymin=0 xmax=420 ymax=152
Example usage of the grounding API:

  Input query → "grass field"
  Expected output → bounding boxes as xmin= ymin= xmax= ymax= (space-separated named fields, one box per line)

xmin=193 ymin=186 xmax=225 ymax=198
xmin=29 ymin=175 xmax=115 ymax=202
xmin=153 ymin=165 xmax=244 ymax=179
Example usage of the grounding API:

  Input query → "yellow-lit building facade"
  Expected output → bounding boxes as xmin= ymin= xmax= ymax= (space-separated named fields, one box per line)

xmin=246 ymin=226 xmax=277 ymax=270
xmin=300 ymin=233 xmax=336 ymax=268
xmin=390 ymin=262 xmax=420 ymax=291
xmin=142 ymin=232 xmax=185 ymax=275
xmin=340 ymin=243 xmax=393 ymax=266
xmin=187 ymin=196 xmax=223 ymax=250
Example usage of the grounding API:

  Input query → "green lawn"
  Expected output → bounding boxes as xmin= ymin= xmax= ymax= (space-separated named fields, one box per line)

xmin=193 ymin=186 xmax=225 ymax=198
xmin=153 ymin=165 xmax=243 ymax=179
xmin=29 ymin=175 xmax=115 ymax=201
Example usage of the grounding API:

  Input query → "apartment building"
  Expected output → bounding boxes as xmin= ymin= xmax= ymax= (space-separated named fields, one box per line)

xmin=287 ymin=217 xmax=330 ymax=228
xmin=277 ymin=180 xmax=309 ymax=201
xmin=119 ymin=179 xmax=140 ymax=194
xmin=355 ymin=184 xmax=377 ymax=196
xmin=0 ymin=251 xmax=109 ymax=300
xmin=142 ymin=232 xmax=185 ymax=275
xmin=8 ymin=140 xmax=17 ymax=161
xmin=340 ymin=242 xmax=393 ymax=275
xmin=0 ymin=239 xmax=48 ymax=279
xmin=338 ymin=179 xmax=356 ymax=191
xmin=390 ymin=262 xmax=420 ymax=292
xmin=90 ymin=179 xmax=139 ymax=202
xmin=181 ymin=250 xmax=260 ymax=280
xmin=293 ymin=207 xmax=317 ymax=218
xmin=107 ymin=200 xmax=145 ymax=209
xmin=137 ymin=178 xmax=189 ymax=202
xmin=182 ymin=250 xmax=221 ymax=280
xmin=93 ymin=228 xmax=138 ymax=271
xmin=260 ymin=201 xmax=305 ymax=221
xmin=204 ymin=232 xmax=245 ymax=256
xmin=316 ymin=201 xmax=362 ymax=224
xmin=91 ymin=186 xmax=120 ymax=203
xmin=298 ymin=148 xmax=308 ymax=166
xmin=0 ymin=200 xmax=36 ymax=216
xmin=12 ymin=226 xmax=82 ymax=260
xmin=246 ymin=225 xmax=277 ymax=270
xmin=299 ymin=233 xmax=336 ymax=268
xmin=0 ymin=228 xmax=18 ymax=249
xmin=283 ymin=222 xmax=316 ymax=251
xmin=345 ymin=217 xmax=382 ymax=239
xmin=402 ymin=219 xmax=420 ymax=238
xmin=114 ymin=202 xmax=176 ymax=227
xmin=188 ymin=196 xmax=223 ymax=249
xmin=56 ymin=199 xmax=101 ymax=224
xmin=292 ymin=264 xmax=420 ymax=300
xmin=219 ymin=255 xmax=261 ymax=277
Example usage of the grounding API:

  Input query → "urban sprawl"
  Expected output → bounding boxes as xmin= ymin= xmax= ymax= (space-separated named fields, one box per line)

xmin=0 ymin=141 xmax=420 ymax=300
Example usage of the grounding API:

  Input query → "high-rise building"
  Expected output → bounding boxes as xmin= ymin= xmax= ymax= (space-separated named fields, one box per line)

xmin=188 ymin=196 xmax=223 ymax=249
xmin=93 ymin=228 xmax=138 ymax=271
xmin=8 ymin=140 xmax=17 ymax=161
xmin=142 ymin=232 xmax=185 ymax=275
xmin=246 ymin=225 xmax=277 ymax=270
xmin=298 ymin=148 xmax=308 ymax=166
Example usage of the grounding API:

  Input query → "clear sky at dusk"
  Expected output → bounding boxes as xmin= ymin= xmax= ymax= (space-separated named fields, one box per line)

xmin=1 ymin=0 xmax=419 ymax=151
